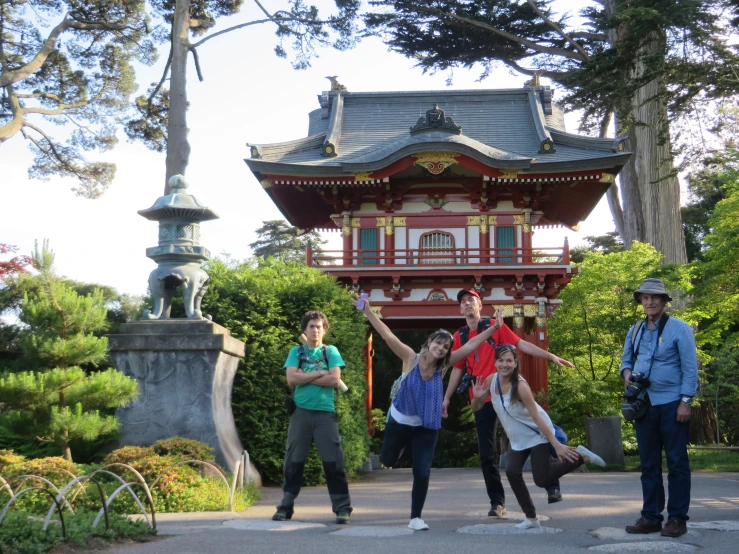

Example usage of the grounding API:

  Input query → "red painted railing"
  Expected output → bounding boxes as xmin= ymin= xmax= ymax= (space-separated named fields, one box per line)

xmin=307 ymin=242 xmax=571 ymax=268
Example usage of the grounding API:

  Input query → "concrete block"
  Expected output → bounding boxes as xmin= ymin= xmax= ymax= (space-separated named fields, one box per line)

xmin=584 ymin=416 xmax=626 ymax=467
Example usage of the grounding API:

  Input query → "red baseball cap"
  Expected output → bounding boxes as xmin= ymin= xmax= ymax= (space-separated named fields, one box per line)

xmin=457 ymin=289 xmax=481 ymax=303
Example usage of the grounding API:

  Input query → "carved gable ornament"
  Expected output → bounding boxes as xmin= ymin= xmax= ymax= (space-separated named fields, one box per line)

xmin=413 ymin=151 xmax=460 ymax=175
xmin=410 ymin=104 xmax=462 ymax=135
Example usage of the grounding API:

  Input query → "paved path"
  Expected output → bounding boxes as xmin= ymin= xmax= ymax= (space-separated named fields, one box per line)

xmin=111 ymin=469 xmax=739 ymax=554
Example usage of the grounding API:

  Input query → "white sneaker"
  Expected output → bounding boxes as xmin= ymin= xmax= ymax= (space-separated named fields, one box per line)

xmin=515 ymin=518 xmax=541 ymax=529
xmin=576 ymin=445 xmax=606 ymax=467
xmin=408 ymin=517 xmax=429 ymax=531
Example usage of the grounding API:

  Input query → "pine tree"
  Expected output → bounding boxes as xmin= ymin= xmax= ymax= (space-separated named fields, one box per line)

xmin=0 ymin=241 xmax=138 ymax=461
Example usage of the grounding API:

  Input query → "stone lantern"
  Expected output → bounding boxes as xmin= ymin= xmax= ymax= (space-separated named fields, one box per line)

xmin=138 ymin=174 xmax=217 ymax=320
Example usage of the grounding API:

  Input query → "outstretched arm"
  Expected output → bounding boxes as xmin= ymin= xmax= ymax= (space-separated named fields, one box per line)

xmin=449 ymin=307 xmax=503 ymax=365
xmin=516 ymin=340 xmax=574 ymax=368
xmin=352 ymin=294 xmax=417 ymax=369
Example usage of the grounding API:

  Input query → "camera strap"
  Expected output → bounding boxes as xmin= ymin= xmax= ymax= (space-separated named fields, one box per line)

xmin=632 ymin=313 xmax=670 ymax=380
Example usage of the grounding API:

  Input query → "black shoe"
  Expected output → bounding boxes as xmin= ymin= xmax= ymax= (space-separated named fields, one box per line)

xmin=661 ymin=518 xmax=687 ymax=538
xmin=547 ymin=487 xmax=563 ymax=504
xmin=625 ymin=517 xmax=662 ymax=534
xmin=488 ymin=505 xmax=506 ymax=518
xmin=335 ymin=510 xmax=351 ymax=524
xmin=272 ymin=509 xmax=292 ymax=521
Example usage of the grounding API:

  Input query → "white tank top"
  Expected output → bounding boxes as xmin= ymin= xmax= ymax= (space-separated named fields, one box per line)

xmin=491 ymin=374 xmax=552 ymax=451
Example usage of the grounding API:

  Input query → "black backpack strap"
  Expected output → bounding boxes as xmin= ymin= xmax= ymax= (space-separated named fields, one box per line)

xmin=298 ymin=344 xmax=330 ymax=370
xmin=321 ymin=345 xmax=330 ymax=368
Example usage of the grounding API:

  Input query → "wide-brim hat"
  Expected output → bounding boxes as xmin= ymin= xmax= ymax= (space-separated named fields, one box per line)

xmin=457 ymin=289 xmax=481 ymax=303
xmin=633 ymin=278 xmax=672 ymax=302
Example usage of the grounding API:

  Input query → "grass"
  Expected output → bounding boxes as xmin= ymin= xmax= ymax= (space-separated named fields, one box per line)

xmin=599 ymin=448 xmax=739 ymax=472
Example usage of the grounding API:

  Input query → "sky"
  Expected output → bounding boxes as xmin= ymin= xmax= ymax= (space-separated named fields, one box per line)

xmin=0 ymin=1 xmax=617 ymax=298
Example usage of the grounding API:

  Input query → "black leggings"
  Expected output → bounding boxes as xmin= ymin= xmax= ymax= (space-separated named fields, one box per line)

xmin=505 ymin=443 xmax=583 ymax=518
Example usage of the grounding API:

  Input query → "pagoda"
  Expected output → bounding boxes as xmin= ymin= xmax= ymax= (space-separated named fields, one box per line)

xmin=244 ymin=85 xmax=630 ymax=394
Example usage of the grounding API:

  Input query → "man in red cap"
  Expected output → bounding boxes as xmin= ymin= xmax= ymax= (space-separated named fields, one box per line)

xmin=443 ymin=289 xmax=575 ymax=515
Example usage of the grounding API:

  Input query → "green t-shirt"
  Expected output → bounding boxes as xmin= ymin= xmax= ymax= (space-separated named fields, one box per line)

xmin=284 ymin=344 xmax=345 ymax=412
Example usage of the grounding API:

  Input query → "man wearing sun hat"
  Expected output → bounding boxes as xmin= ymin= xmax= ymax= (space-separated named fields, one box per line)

xmin=444 ymin=288 xmax=575 ymax=516
xmin=621 ymin=278 xmax=698 ymax=538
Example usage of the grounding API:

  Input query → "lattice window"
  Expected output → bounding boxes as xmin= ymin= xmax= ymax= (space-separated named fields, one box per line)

xmin=420 ymin=231 xmax=454 ymax=264
xmin=176 ymin=224 xmax=194 ymax=240
xmin=159 ymin=224 xmax=173 ymax=242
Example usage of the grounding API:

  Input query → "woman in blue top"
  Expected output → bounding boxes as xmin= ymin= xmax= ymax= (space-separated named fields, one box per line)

xmin=354 ymin=294 xmax=503 ymax=531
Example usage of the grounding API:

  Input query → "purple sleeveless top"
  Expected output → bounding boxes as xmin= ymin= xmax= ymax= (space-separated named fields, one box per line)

xmin=392 ymin=359 xmax=444 ymax=429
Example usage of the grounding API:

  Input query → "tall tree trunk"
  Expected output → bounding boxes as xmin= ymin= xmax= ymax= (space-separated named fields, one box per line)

xmin=165 ymin=0 xmax=192 ymax=194
xmin=603 ymin=1 xmax=687 ymax=265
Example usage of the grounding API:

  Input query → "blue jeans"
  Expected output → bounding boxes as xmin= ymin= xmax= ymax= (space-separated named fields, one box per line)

xmin=635 ymin=399 xmax=691 ymax=522
xmin=380 ymin=415 xmax=439 ymax=519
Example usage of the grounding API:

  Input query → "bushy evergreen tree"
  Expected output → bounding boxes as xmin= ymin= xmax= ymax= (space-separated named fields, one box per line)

xmin=0 ymin=241 xmax=138 ymax=461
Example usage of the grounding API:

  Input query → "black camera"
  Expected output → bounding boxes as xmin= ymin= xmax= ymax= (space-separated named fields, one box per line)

xmin=622 ymin=371 xmax=651 ymax=421
xmin=456 ymin=373 xmax=477 ymax=395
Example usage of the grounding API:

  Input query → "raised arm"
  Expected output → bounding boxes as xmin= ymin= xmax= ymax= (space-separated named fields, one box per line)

xmin=518 ymin=382 xmax=578 ymax=463
xmin=516 ymin=339 xmax=574 ymax=368
xmin=352 ymin=294 xmax=416 ymax=368
xmin=449 ymin=307 xmax=503 ymax=365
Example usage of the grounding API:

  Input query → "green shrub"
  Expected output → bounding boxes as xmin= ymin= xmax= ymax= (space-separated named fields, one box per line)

xmin=152 ymin=437 xmax=215 ymax=461
xmin=0 ymin=511 xmax=156 ymax=554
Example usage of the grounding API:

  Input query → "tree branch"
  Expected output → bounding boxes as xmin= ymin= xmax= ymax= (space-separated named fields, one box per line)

xmin=147 ymin=43 xmax=173 ymax=113
xmin=190 ymin=18 xmax=272 ymax=48
xmin=23 ymin=78 xmax=110 ymax=115
xmin=525 ymin=0 xmax=589 ymax=61
xmin=570 ymin=31 xmax=607 ymax=41
xmin=417 ymin=7 xmax=584 ymax=62
xmin=189 ymin=46 xmax=204 ymax=82
xmin=506 ymin=59 xmax=569 ymax=81
xmin=21 ymin=122 xmax=79 ymax=177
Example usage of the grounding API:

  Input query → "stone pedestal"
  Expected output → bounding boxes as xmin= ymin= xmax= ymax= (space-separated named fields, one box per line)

xmin=584 ymin=416 xmax=626 ymax=468
xmin=108 ymin=321 xmax=257 ymax=480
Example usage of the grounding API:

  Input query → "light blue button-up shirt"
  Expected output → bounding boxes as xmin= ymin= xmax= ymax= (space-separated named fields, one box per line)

xmin=620 ymin=316 xmax=698 ymax=406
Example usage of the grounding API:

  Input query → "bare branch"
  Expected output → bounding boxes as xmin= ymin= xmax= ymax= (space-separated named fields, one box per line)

xmin=24 ymin=79 xmax=110 ymax=115
xmin=505 ymin=59 xmax=569 ymax=81
xmin=21 ymin=122 xmax=74 ymax=173
xmin=189 ymin=47 xmax=204 ymax=82
xmin=525 ymin=0 xmax=589 ymax=60
xmin=65 ymin=114 xmax=104 ymax=141
xmin=416 ymin=7 xmax=583 ymax=62
xmin=15 ymin=91 xmax=63 ymax=102
xmin=148 ymin=44 xmax=173 ymax=113
xmin=190 ymin=18 xmax=271 ymax=49
xmin=570 ymin=31 xmax=608 ymax=41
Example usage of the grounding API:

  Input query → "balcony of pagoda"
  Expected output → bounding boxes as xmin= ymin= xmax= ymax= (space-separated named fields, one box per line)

xmin=307 ymin=242 xmax=571 ymax=273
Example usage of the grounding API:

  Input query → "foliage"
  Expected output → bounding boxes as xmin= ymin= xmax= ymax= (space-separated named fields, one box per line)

xmin=152 ymin=437 xmax=215 ymax=461
xmin=570 ymin=232 xmax=625 ymax=264
xmin=547 ymin=242 xmax=689 ymax=444
xmin=0 ymin=1 xmax=155 ymax=198
xmin=201 ymin=257 xmax=370 ymax=485
xmin=249 ymin=220 xmax=327 ymax=264
xmin=0 ymin=242 xmax=138 ymax=461
xmin=0 ymin=511 xmax=156 ymax=554
xmin=681 ymin=149 xmax=737 ymax=262
xmin=0 ymin=245 xmax=33 ymax=282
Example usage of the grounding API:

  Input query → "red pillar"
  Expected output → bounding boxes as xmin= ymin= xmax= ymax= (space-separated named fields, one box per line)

xmin=342 ymin=213 xmax=352 ymax=266
xmin=480 ymin=217 xmax=490 ymax=264
xmin=384 ymin=219 xmax=395 ymax=265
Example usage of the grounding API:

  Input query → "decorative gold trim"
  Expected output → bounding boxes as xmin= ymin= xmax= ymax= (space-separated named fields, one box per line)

xmin=572 ymin=224 xmax=581 ymax=232
xmin=354 ymin=171 xmax=374 ymax=181
xmin=260 ymin=179 xmax=273 ymax=189
xmin=413 ymin=151 xmax=460 ymax=175
xmin=499 ymin=305 xmax=515 ymax=318
xmin=480 ymin=217 xmax=489 ymax=234
xmin=513 ymin=305 xmax=525 ymax=329
xmin=513 ymin=215 xmax=524 ymax=225
xmin=498 ymin=169 xmax=518 ymax=179
xmin=370 ymin=306 xmax=383 ymax=318
xmin=488 ymin=215 xmax=498 ymax=226
xmin=600 ymin=173 xmax=615 ymax=184
xmin=523 ymin=305 xmax=537 ymax=317
xmin=342 ymin=226 xmax=352 ymax=237
xmin=376 ymin=217 xmax=386 ymax=227
xmin=466 ymin=215 xmax=481 ymax=226
xmin=536 ymin=316 xmax=547 ymax=329
xmin=351 ymin=218 xmax=361 ymax=228
xmin=385 ymin=223 xmax=394 ymax=236
xmin=393 ymin=216 xmax=407 ymax=227
xmin=522 ymin=224 xmax=531 ymax=233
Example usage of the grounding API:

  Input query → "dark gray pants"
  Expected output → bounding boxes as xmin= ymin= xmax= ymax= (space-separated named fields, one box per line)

xmin=505 ymin=443 xmax=583 ymax=519
xmin=277 ymin=407 xmax=352 ymax=516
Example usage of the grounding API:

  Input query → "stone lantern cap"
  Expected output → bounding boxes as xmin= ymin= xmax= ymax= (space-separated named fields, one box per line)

xmin=138 ymin=175 xmax=219 ymax=222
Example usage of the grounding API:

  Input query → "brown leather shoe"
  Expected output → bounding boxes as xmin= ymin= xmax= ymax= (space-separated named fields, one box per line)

xmin=625 ymin=517 xmax=662 ymax=534
xmin=661 ymin=518 xmax=687 ymax=538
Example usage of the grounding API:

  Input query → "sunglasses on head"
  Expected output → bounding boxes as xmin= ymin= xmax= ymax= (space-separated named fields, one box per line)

xmin=496 ymin=344 xmax=517 ymax=352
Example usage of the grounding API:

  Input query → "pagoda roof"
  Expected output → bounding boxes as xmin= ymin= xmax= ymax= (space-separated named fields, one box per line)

xmin=245 ymin=87 xmax=630 ymax=177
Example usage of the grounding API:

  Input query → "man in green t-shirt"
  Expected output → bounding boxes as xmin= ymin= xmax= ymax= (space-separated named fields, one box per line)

xmin=272 ymin=310 xmax=353 ymax=524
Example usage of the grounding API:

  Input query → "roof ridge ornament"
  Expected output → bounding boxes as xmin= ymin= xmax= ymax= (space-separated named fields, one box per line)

xmin=410 ymin=103 xmax=462 ymax=135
